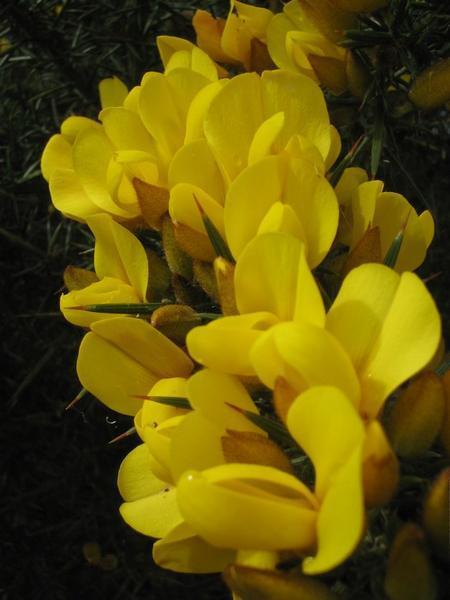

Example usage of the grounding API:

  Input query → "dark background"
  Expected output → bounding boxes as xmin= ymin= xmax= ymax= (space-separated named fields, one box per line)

xmin=1 ymin=1 xmax=448 ymax=599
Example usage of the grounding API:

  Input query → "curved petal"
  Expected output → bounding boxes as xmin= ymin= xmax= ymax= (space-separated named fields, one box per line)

xmin=99 ymin=107 xmax=155 ymax=154
xmin=204 ymin=72 xmax=263 ymax=181
xmin=186 ymin=312 xmax=278 ymax=376
xmin=251 ymin=322 xmax=361 ymax=407
xmin=184 ymin=79 xmax=228 ymax=145
xmin=87 ymin=213 xmax=148 ymax=300
xmin=287 ymin=386 xmax=364 ymax=499
xmin=248 ymin=112 xmax=285 ymax=165
xmin=49 ymin=168 xmax=99 ymax=221
xmin=169 ymin=183 xmax=225 ymax=236
xmin=117 ymin=443 xmax=167 ymax=502
xmin=266 ymin=13 xmax=298 ymax=71
xmin=235 ymin=232 xmax=325 ymax=325
xmin=41 ymin=134 xmax=73 ymax=181
xmin=326 ymin=264 xmax=441 ymax=418
xmin=153 ymin=521 xmax=234 ymax=573
xmin=99 ymin=76 xmax=128 ymax=109
xmin=261 ymin=70 xmax=330 ymax=159
xmin=60 ymin=277 xmax=141 ymax=327
xmin=177 ymin=464 xmax=317 ymax=550
xmin=119 ymin=486 xmax=182 ymax=538
xmin=302 ymin=447 xmax=364 ymax=575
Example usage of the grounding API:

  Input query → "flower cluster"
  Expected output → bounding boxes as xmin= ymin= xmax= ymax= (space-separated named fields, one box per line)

xmin=42 ymin=1 xmax=449 ymax=597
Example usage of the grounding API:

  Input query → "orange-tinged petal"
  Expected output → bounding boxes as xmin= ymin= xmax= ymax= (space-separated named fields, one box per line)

xmin=117 ymin=443 xmax=167 ymax=502
xmin=153 ymin=521 xmax=234 ymax=573
xmin=186 ymin=312 xmax=279 ymax=376
xmin=87 ymin=213 xmax=148 ymax=300
xmin=98 ymin=76 xmax=128 ymax=109
xmin=235 ymin=232 xmax=325 ymax=325
xmin=303 ymin=447 xmax=364 ymax=574
xmin=327 ymin=264 xmax=441 ymax=418
xmin=287 ymin=386 xmax=364 ymax=500
xmin=177 ymin=463 xmax=317 ymax=550
xmin=251 ymin=322 xmax=360 ymax=406
xmin=41 ymin=134 xmax=73 ymax=181
xmin=193 ymin=10 xmax=231 ymax=64
xmin=119 ymin=486 xmax=181 ymax=538
xmin=363 ymin=420 xmax=399 ymax=508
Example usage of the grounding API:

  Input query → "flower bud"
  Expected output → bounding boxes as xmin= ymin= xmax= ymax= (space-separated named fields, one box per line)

xmin=309 ymin=55 xmax=348 ymax=95
xmin=161 ymin=216 xmax=193 ymax=280
xmin=423 ymin=468 xmax=450 ymax=563
xmin=439 ymin=369 xmax=450 ymax=455
xmin=384 ymin=523 xmax=438 ymax=600
xmin=409 ymin=58 xmax=450 ymax=110
xmin=151 ymin=304 xmax=200 ymax=346
xmin=174 ymin=222 xmax=216 ymax=262
xmin=387 ymin=372 xmax=445 ymax=458
xmin=223 ymin=564 xmax=338 ymax=600
xmin=133 ymin=178 xmax=169 ymax=229
xmin=145 ymin=249 xmax=171 ymax=302
xmin=362 ymin=420 xmax=399 ymax=508
xmin=193 ymin=260 xmax=218 ymax=302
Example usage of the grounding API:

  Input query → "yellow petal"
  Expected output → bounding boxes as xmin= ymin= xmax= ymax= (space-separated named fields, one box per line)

xmin=169 ymin=183 xmax=225 ymax=237
xmin=222 ymin=430 xmax=294 ymax=474
xmin=156 ymin=35 xmax=197 ymax=68
xmin=257 ymin=202 xmax=307 ymax=242
xmin=186 ymin=312 xmax=279 ymax=376
xmin=153 ymin=521 xmax=234 ymax=573
xmin=98 ymin=76 xmax=128 ymax=108
xmin=204 ymin=72 xmax=264 ymax=181
xmin=119 ymin=486 xmax=182 ymax=538
xmin=90 ymin=317 xmax=193 ymax=379
xmin=334 ymin=167 xmax=368 ymax=208
xmin=63 ymin=265 xmax=98 ymax=291
xmin=117 ymin=443 xmax=167 ymax=501
xmin=41 ymin=134 xmax=73 ymax=181
xmin=60 ymin=277 xmax=141 ymax=327
xmin=184 ymin=80 xmax=228 ymax=145
xmin=193 ymin=10 xmax=231 ymax=64
xmin=266 ymin=13 xmax=298 ymax=71
xmin=324 ymin=125 xmax=341 ymax=171
xmin=326 ymin=264 xmax=441 ymax=418
xmin=49 ymin=168 xmax=99 ymax=221
xmin=363 ymin=420 xmax=399 ymax=508
xmin=248 ymin=112 xmax=285 ymax=165
xmin=60 ymin=115 xmax=101 ymax=141
xmin=165 ymin=47 xmax=218 ymax=82
xmin=235 ymin=232 xmax=325 ymax=325
xmin=76 ymin=331 xmax=155 ymax=415
xmin=224 ymin=155 xmax=284 ymax=259
xmin=87 ymin=213 xmax=148 ymax=300
xmin=144 ymin=415 xmax=185 ymax=483
xmin=261 ymin=70 xmax=330 ymax=159
xmin=287 ymin=386 xmax=364 ymax=499
xmin=251 ymin=322 xmax=361 ymax=407
xmin=177 ymin=463 xmax=317 ymax=550
xmin=99 ymin=107 xmax=155 ymax=154
xmin=135 ymin=376 xmax=189 ymax=439
xmin=303 ymin=447 xmax=364 ymax=574
xmin=169 ymin=139 xmax=225 ymax=205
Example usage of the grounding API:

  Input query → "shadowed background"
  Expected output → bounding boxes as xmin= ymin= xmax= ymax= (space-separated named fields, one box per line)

xmin=1 ymin=1 xmax=448 ymax=599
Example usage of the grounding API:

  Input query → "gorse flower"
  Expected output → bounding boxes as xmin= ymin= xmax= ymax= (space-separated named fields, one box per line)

xmin=42 ymin=1 xmax=447 ymax=596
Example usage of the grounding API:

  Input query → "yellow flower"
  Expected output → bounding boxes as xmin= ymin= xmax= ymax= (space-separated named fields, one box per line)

xmin=168 ymin=69 xmax=340 ymax=260
xmin=60 ymin=214 xmax=149 ymax=327
xmin=267 ymin=0 xmax=347 ymax=92
xmin=42 ymin=44 xmax=222 ymax=224
xmin=187 ymin=232 xmax=324 ymax=376
xmin=336 ymin=170 xmax=434 ymax=272
xmin=76 ymin=317 xmax=193 ymax=415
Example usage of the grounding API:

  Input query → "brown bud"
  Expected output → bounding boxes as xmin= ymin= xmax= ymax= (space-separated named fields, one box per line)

xmin=161 ymin=216 xmax=193 ymax=280
xmin=250 ymin=38 xmax=276 ymax=74
xmin=409 ymin=58 xmax=450 ymax=110
xmin=384 ymin=523 xmax=438 ymax=600
xmin=173 ymin=222 xmax=216 ymax=262
xmin=387 ymin=372 xmax=445 ymax=458
xmin=133 ymin=178 xmax=169 ymax=229
xmin=223 ymin=564 xmax=338 ymax=600
xmin=309 ymin=54 xmax=348 ymax=95
xmin=423 ymin=468 xmax=450 ymax=563
xmin=439 ymin=369 xmax=450 ymax=455
xmin=193 ymin=260 xmax=218 ymax=302
xmin=145 ymin=249 xmax=171 ymax=302
xmin=342 ymin=226 xmax=381 ymax=276
xmin=362 ymin=420 xmax=399 ymax=508
xmin=151 ymin=304 xmax=200 ymax=345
